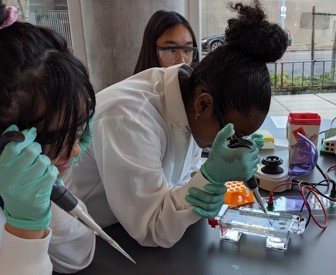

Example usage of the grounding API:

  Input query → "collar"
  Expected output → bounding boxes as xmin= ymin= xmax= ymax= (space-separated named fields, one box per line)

xmin=163 ymin=64 xmax=193 ymax=129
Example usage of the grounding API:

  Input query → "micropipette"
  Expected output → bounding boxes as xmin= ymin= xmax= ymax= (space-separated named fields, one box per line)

xmin=228 ymin=136 xmax=273 ymax=226
xmin=245 ymin=176 xmax=273 ymax=226
xmin=0 ymin=132 xmax=136 ymax=264
xmin=51 ymin=182 xmax=136 ymax=264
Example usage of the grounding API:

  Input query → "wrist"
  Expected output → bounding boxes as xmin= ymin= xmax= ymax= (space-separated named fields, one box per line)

xmin=4 ymin=207 xmax=51 ymax=230
xmin=5 ymin=223 xmax=46 ymax=239
xmin=175 ymin=171 xmax=210 ymax=207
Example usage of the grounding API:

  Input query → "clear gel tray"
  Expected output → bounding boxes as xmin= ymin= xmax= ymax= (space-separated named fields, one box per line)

xmin=210 ymin=205 xmax=306 ymax=251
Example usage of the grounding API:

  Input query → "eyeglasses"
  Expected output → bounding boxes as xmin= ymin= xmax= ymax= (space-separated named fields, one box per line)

xmin=156 ymin=45 xmax=198 ymax=63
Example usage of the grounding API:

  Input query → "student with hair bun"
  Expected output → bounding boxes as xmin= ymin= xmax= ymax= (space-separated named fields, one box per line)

xmin=65 ymin=0 xmax=288 ymax=248
xmin=0 ymin=1 xmax=95 ymax=273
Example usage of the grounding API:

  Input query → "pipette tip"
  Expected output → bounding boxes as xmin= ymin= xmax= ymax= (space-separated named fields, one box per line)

xmin=265 ymin=212 xmax=273 ymax=227
xmin=110 ymin=240 xmax=136 ymax=264
xmin=124 ymin=252 xmax=136 ymax=264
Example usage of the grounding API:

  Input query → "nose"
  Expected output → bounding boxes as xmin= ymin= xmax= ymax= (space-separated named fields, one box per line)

xmin=71 ymin=140 xmax=81 ymax=159
xmin=176 ymin=50 xmax=186 ymax=63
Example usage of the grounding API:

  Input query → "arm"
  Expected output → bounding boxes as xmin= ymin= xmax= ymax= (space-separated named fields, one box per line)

xmin=5 ymin=224 xmax=45 ymax=239
xmin=0 ymin=126 xmax=95 ymax=273
xmin=93 ymin=118 xmax=259 ymax=247
xmin=0 ymin=213 xmax=52 ymax=275
xmin=0 ymin=126 xmax=57 ymax=274
xmin=93 ymin=116 xmax=200 ymax=247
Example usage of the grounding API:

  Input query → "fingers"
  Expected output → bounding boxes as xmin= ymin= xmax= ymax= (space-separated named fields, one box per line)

xmin=186 ymin=194 xmax=224 ymax=211
xmin=7 ymin=142 xmax=43 ymax=171
xmin=34 ymin=163 xmax=59 ymax=196
xmin=187 ymin=187 xmax=224 ymax=205
xmin=212 ymin=123 xmax=234 ymax=150
xmin=203 ymin=183 xmax=227 ymax=194
xmin=192 ymin=205 xmax=222 ymax=218
xmin=254 ymin=139 xmax=264 ymax=150
xmin=21 ymin=153 xmax=53 ymax=178
xmin=2 ymin=125 xmax=19 ymax=133
xmin=1 ymin=127 xmax=37 ymax=159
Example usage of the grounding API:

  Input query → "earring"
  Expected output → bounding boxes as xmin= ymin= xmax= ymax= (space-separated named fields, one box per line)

xmin=195 ymin=113 xmax=200 ymax=120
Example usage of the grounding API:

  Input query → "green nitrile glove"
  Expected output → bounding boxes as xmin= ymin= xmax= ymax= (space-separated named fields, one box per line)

xmin=72 ymin=114 xmax=94 ymax=166
xmin=185 ymin=183 xmax=227 ymax=218
xmin=200 ymin=123 xmax=260 ymax=184
xmin=0 ymin=125 xmax=58 ymax=230
xmin=251 ymin=133 xmax=264 ymax=150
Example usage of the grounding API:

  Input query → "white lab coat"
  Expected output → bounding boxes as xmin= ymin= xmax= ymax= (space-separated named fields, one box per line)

xmin=65 ymin=64 xmax=209 ymax=248
xmin=0 ymin=200 xmax=96 ymax=274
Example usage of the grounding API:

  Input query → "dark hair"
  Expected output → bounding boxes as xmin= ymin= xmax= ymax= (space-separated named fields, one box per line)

xmin=190 ymin=0 xmax=288 ymax=118
xmin=133 ymin=10 xmax=199 ymax=74
xmin=0 ymin=1 xmax=95 ymax=159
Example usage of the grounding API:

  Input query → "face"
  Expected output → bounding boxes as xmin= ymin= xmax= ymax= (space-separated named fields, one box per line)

xmin=51 ymin=140 xmax=80 ymax=175
xmin=37 ymin=113 xmax=87 ymax=176
xmin=187 ymin=93 xmax=266 ymax=148
xmin=156 ymin=24 xmax=195 ymax=67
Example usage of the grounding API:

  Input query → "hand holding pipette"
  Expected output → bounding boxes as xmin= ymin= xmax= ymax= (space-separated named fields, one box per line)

xmin=0 ymin=130 xmax=136 ymax=263
xmin=228 ymin=136 xmax=272 ymax=226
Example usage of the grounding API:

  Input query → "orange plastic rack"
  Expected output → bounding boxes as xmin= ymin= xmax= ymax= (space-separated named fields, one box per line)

xmin=224 ymin=181 xmax=254 ymax=207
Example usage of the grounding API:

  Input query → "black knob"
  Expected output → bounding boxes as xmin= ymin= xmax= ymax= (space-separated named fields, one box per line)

xmin=261 ymin=156 xmax=284 ymax=175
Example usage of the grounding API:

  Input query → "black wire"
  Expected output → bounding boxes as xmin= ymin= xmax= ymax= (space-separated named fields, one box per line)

xmin=315 ymin=163 xmax=331 ymax=192
xmin=298 ymin=116 xmax=336 ymax=227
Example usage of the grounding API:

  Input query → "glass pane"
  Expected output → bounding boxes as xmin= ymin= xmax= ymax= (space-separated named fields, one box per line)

xmin=201 ymin=0 xmax=336 ymax=53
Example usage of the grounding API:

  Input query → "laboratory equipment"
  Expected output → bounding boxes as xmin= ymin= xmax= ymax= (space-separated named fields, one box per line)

xmin=0 ymin=131 xmax=136 ymax=264
xmin=320 ymin=134 xmax=336 ymax=155
xmin=256 ymin=156 xmax=290 ymax=192
xmin=228 ymin=136 xmax=272 ymax=225
xmin=286 ymin=112 xmax=320 ymax=162
xmin=224 ymin=181 xmax=254 ymax=207
xmin=288 ymin=132 xmax=318 ymax=177
xmin=208 ymin=205 xmax=306 ymax=251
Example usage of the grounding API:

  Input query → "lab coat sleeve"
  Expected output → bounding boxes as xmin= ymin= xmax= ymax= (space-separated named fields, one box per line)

xmin=48 ymin=200 xmax=96 ymax=273
xmin=0 ymin=200 xmax=95 ymax=274
xmin=0 ymin=224 xmax=53 ymax=275
xmin=93 ymin=116 xmax=203 ymax=248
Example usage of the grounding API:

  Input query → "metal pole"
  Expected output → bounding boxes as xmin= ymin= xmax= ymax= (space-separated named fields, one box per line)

xmin=279 ymin=0 xmax=286 ymax=28
xmin=332 ymin=21 xmax=336 ymax=73
xmin=311 ymin=6 xmax=315 ymax=87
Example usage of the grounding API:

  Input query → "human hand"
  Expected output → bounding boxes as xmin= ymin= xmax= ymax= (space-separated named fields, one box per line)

xmin=251 ymin=133 xmax=264 ymax=150
xmin=72 ymin=114 xmax=94 ymax=166
xmin=185 ymin=183 xmax=227 ymax=218
xmin=201 ymin=123 xmax=260 ymax=184
xmin=0 ymin=125 xmax=58 ymax=230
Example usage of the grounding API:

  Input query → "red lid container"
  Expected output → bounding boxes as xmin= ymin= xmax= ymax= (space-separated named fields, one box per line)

xmin=287 ymin=112 xmax=321 ymax=125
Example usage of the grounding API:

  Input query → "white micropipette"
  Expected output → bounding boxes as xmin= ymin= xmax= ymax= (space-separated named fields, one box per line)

xmin=51 ymin=181 xmax=136 ymax=264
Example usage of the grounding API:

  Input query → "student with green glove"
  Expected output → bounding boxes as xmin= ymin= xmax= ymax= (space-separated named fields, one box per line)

xmin=0 ymin=1 xmax=96 ymax=273
xmin=65 ymin=0 xmax=288 ymax=248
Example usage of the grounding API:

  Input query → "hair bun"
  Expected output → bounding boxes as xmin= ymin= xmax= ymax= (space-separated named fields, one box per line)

xmin=225 ymin=1 xmax=288 ymax=62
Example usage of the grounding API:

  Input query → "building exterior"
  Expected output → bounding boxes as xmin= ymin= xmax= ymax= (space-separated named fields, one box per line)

xmin=201 ymin=0 xmax=336 ymax=47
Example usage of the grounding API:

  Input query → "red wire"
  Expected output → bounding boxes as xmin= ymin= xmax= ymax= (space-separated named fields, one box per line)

xmin=268 ymin=181 xmax=328 ymax=229
xmin=299 ymin=184 xmax=328 ymax=229
xmin=270 ymin=181 xmax=297 ymax=194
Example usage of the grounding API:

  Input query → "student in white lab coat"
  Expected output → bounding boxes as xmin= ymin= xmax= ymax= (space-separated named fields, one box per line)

xmin=0 ymin=2 xmax=95 ymax=273
xmin=66 ymin=1 xmax=288 ymax=248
